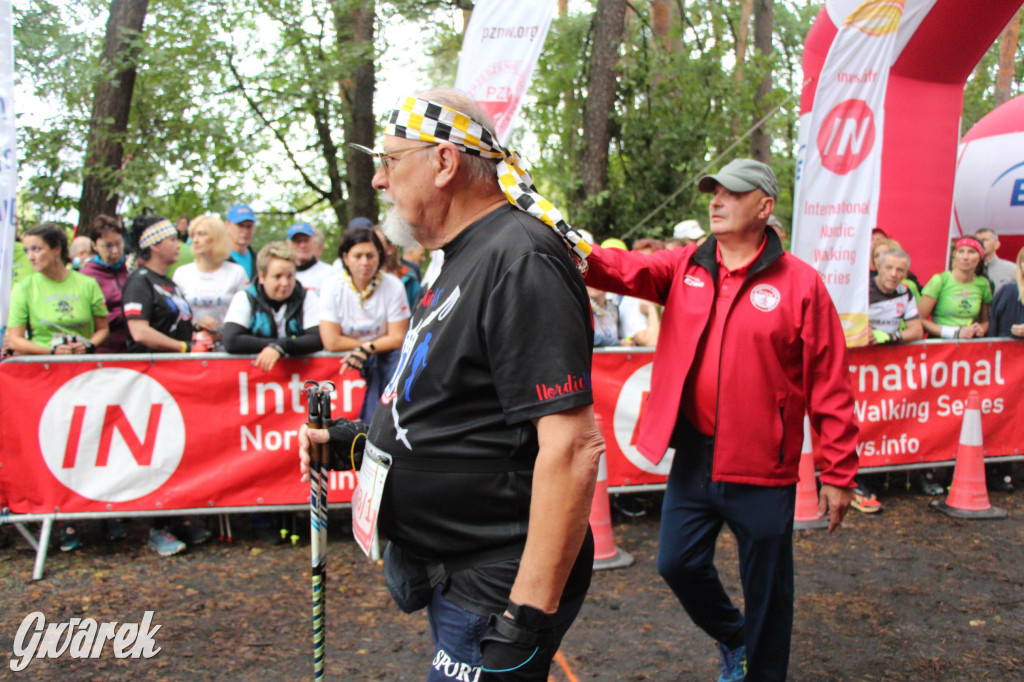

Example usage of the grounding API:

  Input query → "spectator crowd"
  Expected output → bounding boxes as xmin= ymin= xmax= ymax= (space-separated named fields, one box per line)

xmin=3 ymin=202 xmax=1022 ymax=552
xmin=2 ymin=206 xmax=419 ymax=555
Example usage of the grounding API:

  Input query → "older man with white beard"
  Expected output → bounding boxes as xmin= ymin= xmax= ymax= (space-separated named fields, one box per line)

xmin=299 ymin=89 xmax=602 ymax=681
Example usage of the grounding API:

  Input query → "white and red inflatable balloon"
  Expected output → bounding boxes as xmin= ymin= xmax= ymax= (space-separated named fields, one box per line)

xmin=951 ymin=94 xmax=1024 ymax=259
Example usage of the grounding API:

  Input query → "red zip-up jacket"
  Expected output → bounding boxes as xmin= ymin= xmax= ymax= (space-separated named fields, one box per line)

xmin=586 ymin=230 xmax=858 ymax=489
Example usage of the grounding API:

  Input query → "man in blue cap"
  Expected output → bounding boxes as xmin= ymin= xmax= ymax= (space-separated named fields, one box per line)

xmin=287 ymin=222 xmax=333 ymax=293
xmin=226 ymin=203 xmax=258 ymax=280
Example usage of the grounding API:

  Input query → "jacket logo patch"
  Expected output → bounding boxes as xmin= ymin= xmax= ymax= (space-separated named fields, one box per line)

xmin=683 ymin=275 xmax=704 ymax=288
xmin=750 ymin=284 xmax=781 ymax=312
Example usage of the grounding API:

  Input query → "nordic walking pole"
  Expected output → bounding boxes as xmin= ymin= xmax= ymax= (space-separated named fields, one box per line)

xmin=303 ymin=380 xmax=327 ymax=681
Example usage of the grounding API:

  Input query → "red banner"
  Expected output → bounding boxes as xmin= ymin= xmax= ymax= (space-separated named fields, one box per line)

xmin=0 ymin=356 xmax=366 ymax=514
xmin=591 ymin=352 xmax=674 ymax=488
xmin=848 ymin=340 xmax=1023 ymax=466
xmin=1 ymin=341 xmax=1022 ymax=515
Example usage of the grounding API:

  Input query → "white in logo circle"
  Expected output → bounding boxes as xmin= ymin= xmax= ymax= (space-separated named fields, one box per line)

xmin=612 ymin=361 xmax=675 ymax=476
xmin=39 ymin=368 xmax=185 ymax=502
xmin=749 ymin=283 xmax=781 ymax=312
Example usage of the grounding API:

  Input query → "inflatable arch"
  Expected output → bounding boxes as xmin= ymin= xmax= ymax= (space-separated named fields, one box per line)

xmin=792 ymin=0 xmax=1023 ymax=344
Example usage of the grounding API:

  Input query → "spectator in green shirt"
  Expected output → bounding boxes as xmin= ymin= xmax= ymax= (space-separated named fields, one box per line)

xmin=918 ymin=236 xmax=992 ymax=339
xmin=6 ymin=222 xmax=108 ymax=355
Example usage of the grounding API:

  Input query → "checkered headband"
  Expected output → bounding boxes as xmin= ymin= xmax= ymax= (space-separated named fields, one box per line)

xmin=386 ymin=96 xmax=591 ymax=269
xmin=138 ymin=219 xmax=177 ymax=249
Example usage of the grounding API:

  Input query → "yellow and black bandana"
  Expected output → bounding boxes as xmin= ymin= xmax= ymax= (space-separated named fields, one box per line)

xmin=386 ymin=96 xmax=591 ymax=270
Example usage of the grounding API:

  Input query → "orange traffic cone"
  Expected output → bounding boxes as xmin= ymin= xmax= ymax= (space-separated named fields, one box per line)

xmin=591 ymin=414 xmax=634 ymax=570
xmin=931 ymin=391 xmax=1007 ymax=520
xmin=794 ymin=416 xmax=829 ymax=530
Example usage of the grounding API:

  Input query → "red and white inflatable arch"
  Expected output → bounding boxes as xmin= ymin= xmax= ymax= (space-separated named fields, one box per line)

xmin=792 ymin=0 xmax=1023 ymax=345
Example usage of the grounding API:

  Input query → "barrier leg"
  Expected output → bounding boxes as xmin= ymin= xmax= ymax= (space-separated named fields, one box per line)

xmin=14 ymin=521 xmax=38 ymax=550
xmin=33 ymin=519 xmax=53 ymax=581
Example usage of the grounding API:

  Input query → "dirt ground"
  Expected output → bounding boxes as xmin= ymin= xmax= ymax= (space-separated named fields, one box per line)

xmin=1 ymin=485 xmax=1023 ymax=681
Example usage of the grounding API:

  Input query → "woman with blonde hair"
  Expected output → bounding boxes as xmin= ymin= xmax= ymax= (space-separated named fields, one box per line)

xmin=223 ymin=242 xmax=322 ymax=371
xmin=989 ymin=246 xmax=1024 ymax=339
xmin=172 ymin=215 xmax=249 ymax=349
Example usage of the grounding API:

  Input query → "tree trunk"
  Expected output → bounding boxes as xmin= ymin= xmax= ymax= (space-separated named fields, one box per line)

xmin=995 ymin=9 xmax=1021 ymax=107
xmin=336 ymin=0 xmax=378 ymax=225
xmin=578 ymin=0 xmax=627 ymax=231
xmin=652 ymin=0 xmax=672 ymax=50
xmin=77 ymin=0 xmax=149 ymax=235
xmin=735 ymin=0 xmax=753 ymax=82
xmin=750 ymin=0 xmax=773 ymax=163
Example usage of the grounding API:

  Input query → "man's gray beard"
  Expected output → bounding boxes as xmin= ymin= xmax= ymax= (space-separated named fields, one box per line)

xmin=380 ymin=205 xmax=420 ymax=249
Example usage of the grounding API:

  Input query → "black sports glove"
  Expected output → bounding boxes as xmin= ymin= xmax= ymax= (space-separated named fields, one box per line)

xmin=479 ymin=602 xmax=555 ymax=680
xmin=344 ymin=345 xmax=372 ymax=376
xmin=325 ymin=418 xmax=368 ymax=471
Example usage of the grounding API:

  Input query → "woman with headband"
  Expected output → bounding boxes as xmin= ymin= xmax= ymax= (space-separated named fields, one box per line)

xmin=123 ymin=215 xmax=196 ymax=354
xmin=122 ymin=216 xmax=213 ymax=556
xmin=918 ymin=235 xmax=992 ymax=340
xmin=914 ymin=235 xmax=994 ymax=496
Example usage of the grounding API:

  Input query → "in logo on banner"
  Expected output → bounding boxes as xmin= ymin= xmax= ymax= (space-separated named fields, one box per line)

xmin=38 ymin=368 xmax=185 ymax=502
xmin=817 ymin=99 xmax=876 ymax=175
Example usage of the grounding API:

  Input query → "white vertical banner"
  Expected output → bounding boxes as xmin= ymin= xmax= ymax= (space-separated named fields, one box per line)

xmin=792 ymin=0 xmax=937 ymax=346
xmin=0 ymin=0 xmax=15 ymax=337
xmin=454 ymin=0 xmax=557 ymax=144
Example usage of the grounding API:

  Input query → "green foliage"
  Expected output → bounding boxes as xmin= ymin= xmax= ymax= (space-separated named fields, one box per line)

xmin=15 ymin=0 xmax=257 ymax=222
xmin=11 ymin=0 xmax=1022 ymax=243
xmin=522 ymin=0 xmax=812 ymax=243
xmin=962 ymin=33 xmax=1023 ymax=134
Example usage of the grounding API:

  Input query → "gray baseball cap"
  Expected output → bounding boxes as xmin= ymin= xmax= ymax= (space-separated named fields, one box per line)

xmin=697 ymin=159 xmax=778 ymax=199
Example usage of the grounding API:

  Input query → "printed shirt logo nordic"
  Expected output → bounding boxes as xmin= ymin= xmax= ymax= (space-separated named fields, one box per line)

xmin=749 ymin=283 xmax=782 ymax=312
xmin=536 ymin=373 xmax=591 ymax=402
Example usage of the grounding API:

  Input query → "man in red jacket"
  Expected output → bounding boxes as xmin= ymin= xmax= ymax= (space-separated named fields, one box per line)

xmin=586 ymin=158 xmax=858 ymax=682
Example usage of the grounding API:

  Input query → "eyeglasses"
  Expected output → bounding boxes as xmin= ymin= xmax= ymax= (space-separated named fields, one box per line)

xmin=349 ymin=142 xmax=438 ymax=173
xmin=97 ymin=241 xmax=124 ymax=251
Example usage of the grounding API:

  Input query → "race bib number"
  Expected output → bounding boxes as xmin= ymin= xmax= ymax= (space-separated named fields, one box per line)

xmin=351 ymin=440 xmax=391 ymax=556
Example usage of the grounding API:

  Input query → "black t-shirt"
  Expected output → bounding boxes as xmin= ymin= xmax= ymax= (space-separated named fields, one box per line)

xmin=123 ymin=266 xmax=194 ymax=352
xmin=369 ymin=206 xmax=593 ymax=564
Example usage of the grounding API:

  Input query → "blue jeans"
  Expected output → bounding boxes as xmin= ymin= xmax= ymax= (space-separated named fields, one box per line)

xmin=360 ymin=349 xmax=400 ymax=423
xmin=424 ymin=584 xmax=586 ymax=681
xmin=657 ymin=432 xmax=796 ymax=682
